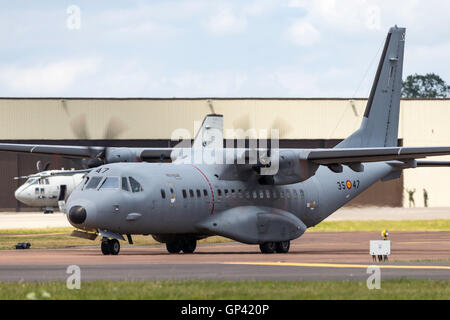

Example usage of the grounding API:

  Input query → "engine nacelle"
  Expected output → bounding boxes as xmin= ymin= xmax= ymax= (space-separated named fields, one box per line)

xmin=258 ymin=150 xmax=319 ymax=185
xmin=105 ymin=148 xmax=138 ymax=163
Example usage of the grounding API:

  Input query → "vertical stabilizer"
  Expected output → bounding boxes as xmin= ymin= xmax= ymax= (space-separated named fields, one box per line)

xmin=338 ymin=26 xmax=405 ymax=148
xmin=192 ymin=114 xmax=223 ymax=149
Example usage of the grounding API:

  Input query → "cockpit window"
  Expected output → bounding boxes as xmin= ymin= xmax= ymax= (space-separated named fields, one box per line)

xmin=85 ymin=176 xmax=103 ymax=190
xmin=129 ymin=177 xmax=143 ymax=193
xmin=26 ymin=179 xmax=37 ymax=185
xmin=121 ymin=177 xmax=130 ymax=192
xmin=99 ymin=177 xmax=119 ymax=189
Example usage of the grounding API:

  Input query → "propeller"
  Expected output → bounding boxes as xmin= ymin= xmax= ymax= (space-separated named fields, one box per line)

xmin=69 ymin=114 xmax=128 ymax=168
xmin=207 ymin=99 xmax=216 ymax=114
xmin=36 ymin=161 xmax=51 ymax=172
xmin=232 ymin=114 xmax=293 ymax=139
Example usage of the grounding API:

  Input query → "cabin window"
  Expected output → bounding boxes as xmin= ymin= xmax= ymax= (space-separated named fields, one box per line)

xmin=35 ymin=187 xmax=39 ymax=195
xmin=196 ymin=189 xmax=201 ymax=198
xmin=245 ymin=191 xmax=250 ymax=199
xmin=272 ymin=190 xmax=278 ymax=198
xmin=161 ymin=189 xmax=166 ymax=199
xmin=45 ymin=179 xmax=49 ymax=185
xmin=259 ymin=190 xmax=264 ymax=199
xmin=129 ymin=177 xmax=143 ymax=193
xmin=238 ymin=189 xmax=243 ymax=198
xmin=99 ymin=177 xmax=119 ymax=189
xmin=265 ymin=190 xmax=271 ymax=199
xmin=85 ymin=176 xmax=102 ymax=190
xmin=293 ymin=190 xmax=298 ymax=198
xmin=189 ymin=189 xmax=194 ymax=198
xmin=203 ymin=189 xmax=208 ymax=196
xmin=252 ymin=191 xmax=257 ymax=199
xmin=122 ymin=177 xmax=130 ymax=192
xmin=224 ymin=189 xmax=229 ymax=197
xmin=280 ymin=191 xmax=285 ymax=198
xmin=182 ymin=189 xmax=187 ymax=198
xmin=170 ymin=188 xmax=174 ymax=194
xmin=286 ymin=190 xmax=291 ymax=198
xmin=217 ymin=189 xmax=222 ymax=197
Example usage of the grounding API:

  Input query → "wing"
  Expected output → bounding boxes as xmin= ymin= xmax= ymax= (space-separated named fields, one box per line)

xmin=0 ymin=143 xmax=99 ymax=158
xmin=0 ymin=143 xmax=174 ymax=162
xmin=305 ymin=147 xmax=450 ymax=164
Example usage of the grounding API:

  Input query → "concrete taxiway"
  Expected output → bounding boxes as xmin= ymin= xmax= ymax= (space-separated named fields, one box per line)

xmin=0 ymin=231 xmax=449 ymax=282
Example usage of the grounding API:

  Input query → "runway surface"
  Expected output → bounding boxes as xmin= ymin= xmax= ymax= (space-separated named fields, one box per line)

xmin=0 ymin=231 xmax=449 ymax=282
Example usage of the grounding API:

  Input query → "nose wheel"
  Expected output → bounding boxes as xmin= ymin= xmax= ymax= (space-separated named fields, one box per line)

xmin=101 ymin=238 xmax=120 ymax=255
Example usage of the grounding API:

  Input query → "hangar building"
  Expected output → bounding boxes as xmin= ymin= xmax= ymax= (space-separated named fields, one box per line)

xmin=0 ymin=97 xmax=448 ymax=211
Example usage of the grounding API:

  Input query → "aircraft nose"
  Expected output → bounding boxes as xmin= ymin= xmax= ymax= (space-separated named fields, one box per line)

xmin=14 ymin=188 xmax=27 ymax=204
xmin=68 ymin=206 xmax=87 ymax=224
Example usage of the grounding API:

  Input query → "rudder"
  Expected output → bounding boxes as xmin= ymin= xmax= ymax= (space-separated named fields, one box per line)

xmin=338 ymin=26 xmax=406 ymax=148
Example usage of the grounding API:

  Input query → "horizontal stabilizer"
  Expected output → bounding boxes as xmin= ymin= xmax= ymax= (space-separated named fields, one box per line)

xmin=305 ymin=146 xmax=450 ymax=165
xmin=416 ymin=160 xmax=450 ymax=167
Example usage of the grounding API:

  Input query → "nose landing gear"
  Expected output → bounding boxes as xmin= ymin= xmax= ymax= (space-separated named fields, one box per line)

xmin=101 ymin=238 xmax=120 ymax=255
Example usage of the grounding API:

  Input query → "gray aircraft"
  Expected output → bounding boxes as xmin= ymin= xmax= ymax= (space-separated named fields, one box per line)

xmin=2 ymin=26 xmax=450 ymax=255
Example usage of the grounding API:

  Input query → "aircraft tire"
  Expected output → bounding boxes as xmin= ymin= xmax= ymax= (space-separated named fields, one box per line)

xmin=101 ymin=240 xmax=111 ymax=255
xmin=259 ymin=242 xmax=277 ymax=254
xmin=108 ymin=239 xmax=120 ymax=255
xmin=275 ymin=240 xmax=290 ymax=253
xmin=181 ymin=238 xmax=197 ymax=254
xmin=166 ymin=241 xmax=182 ymax=254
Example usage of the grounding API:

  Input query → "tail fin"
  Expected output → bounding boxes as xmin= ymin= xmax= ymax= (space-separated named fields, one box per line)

xmin=338 ymin=26 xmax=405 ymax=148
xmin=192 ymin=114 xmax=223 ymax=149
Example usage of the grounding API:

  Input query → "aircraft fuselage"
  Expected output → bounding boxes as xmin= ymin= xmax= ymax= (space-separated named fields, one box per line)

xmin=66 ymin=161 xmax=394 ymax=242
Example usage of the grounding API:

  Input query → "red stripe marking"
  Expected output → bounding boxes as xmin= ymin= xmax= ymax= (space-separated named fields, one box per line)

xmin=191 ymin=164 xmax=215 ymax=215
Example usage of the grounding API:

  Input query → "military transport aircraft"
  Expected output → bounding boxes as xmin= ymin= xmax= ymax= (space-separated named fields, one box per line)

xmin=1 ymin=26 xmax=450 ymax=255
xmin=14 ymin=161 xmax=87 ymax=213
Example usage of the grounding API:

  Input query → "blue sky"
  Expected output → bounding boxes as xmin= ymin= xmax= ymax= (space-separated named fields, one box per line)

xmin=1 ymin=0 xmax=450 ymax=97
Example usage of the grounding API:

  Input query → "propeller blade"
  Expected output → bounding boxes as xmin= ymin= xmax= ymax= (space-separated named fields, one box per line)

xmin=70 ymin=114 xmax=90 ymax=140
xmin=43 ymin=162 xmax=51 ymax=172
xmin=103 ymin=117 xmax=127 ymax=140
xmin=207 ymin=99 xmax=216 ymax=114
xmin=233 ymin=114 xmax=251 ymax=131
xmin=270 ymin=117 xmax=293 ymax=139
xmin=36 ymin=160 xmax=43 ymax=172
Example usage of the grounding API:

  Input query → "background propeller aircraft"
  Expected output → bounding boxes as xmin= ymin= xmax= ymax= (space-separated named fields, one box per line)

xmin=2 ymin=26 xmax=450 ymax=255
xmin=14 ymin=160 xmax=88 ymax=213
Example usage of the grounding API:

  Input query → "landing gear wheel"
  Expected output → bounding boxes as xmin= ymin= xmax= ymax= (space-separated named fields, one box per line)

xmin=259 ymin=242 xmax=277 ymax=254
xmin=101 ymin=240 xmax=111 ymax=255
xmin=275 ymin=240 xmax=290 ymax=253
xmin=166 ymin=240 xmax=182 ymax=253
xmin=181 ymin=238 xmax=197 ymax=254
xmin=108 ymin=239 xmax=120 ymax=255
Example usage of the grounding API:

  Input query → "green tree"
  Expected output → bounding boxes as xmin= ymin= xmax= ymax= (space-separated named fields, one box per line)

xmin=402 ymin=73 xmax=450 ymax=98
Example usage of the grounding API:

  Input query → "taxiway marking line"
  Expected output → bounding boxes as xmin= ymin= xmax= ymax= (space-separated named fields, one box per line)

xmin=224 ymin=262 xmax=450 ymax=270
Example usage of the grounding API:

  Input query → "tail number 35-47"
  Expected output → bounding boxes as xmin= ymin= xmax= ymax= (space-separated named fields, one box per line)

xmin=337 ymin=179 xmax=360 ymax=190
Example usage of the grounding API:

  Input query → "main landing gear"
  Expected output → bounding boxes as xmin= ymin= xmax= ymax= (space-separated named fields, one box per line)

xmin=259 ymin=240 xmax=290 ymax=254
xmin=101 ymin=238 xmax=120 ymax=255
xmin=166 ymin=237 xmax=197 ymax=254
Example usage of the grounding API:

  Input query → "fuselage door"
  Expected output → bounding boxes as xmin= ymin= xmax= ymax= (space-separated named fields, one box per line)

xmin=58 ymin=185 xmax=67 ymax=201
